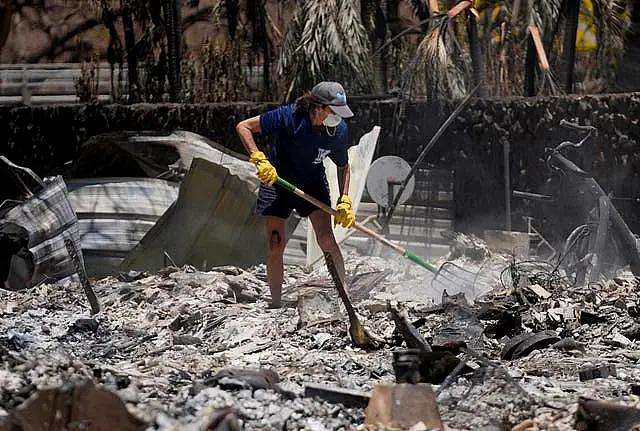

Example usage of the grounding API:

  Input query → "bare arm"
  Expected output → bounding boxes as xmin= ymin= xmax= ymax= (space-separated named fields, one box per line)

xmin=337 ymin=163 xmax=351 ymax=197
xmin=236 ymin=115 xmax=262 ymax=154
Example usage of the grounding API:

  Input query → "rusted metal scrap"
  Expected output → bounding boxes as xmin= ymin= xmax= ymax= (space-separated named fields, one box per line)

xmin=548 ymin=122 xmax=640 ymax=277
xmin=0 ymin=379 xmax=147 ymax=431
xmin=574 ymin=397 xmax=640 ymax=431
xmin=388 ymin=302 xmax=476 ymax=384
xmin=365 ymin=383 xmax=444 ymax=430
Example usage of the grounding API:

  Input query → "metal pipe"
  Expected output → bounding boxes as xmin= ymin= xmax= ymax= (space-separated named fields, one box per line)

xmin=590 ymin=196 xmax=610 ymax=282
xmin=504 ymin=140 xmax=511 ymax=232
xmin=382 ymin=83 xmax=481 ymax=230
xmin=512 ymin=190 xmax=554 ymax=201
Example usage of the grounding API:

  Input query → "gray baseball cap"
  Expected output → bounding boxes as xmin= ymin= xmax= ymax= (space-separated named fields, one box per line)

xmin=311 ymin=81 xmax=354 ymax=118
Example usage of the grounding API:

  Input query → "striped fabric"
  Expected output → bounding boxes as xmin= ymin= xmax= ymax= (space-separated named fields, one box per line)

xmin=2 ymin=175 xmax=83 ymax=288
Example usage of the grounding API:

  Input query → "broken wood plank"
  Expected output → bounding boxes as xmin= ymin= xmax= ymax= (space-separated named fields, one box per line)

xmin=64 ymin=238 xmax=100 ymax=315
xmin=388 ymin=304 xmax=432 ymax=352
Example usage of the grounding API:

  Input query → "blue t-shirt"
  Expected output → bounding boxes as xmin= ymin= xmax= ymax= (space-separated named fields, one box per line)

xmin=259 ymin=104 xmax=348 ymax=186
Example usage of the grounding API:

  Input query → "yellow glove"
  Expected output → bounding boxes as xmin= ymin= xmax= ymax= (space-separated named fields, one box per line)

xmin=249 ymin=151 xmax=278 ymax=186
xmin=334 ymin=195 xmax=355 ymax=228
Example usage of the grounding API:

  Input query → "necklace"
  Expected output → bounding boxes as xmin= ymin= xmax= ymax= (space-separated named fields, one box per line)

xmin=325 ymin=125 xmax=336 ymax=136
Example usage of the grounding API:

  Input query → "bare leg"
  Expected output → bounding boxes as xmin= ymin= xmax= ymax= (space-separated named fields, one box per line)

xmin=264 ymin=216 xmax=286 ymax=308
xmin=308 ymin=210 xmax=347 ymax=284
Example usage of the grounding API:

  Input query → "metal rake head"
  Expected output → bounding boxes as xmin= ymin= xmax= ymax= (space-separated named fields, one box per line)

xmin=431 ymin=261 xmax=492 ymax=302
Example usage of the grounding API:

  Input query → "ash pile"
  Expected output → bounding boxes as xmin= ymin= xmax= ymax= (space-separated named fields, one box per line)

xmin=2 ymin=235 xmax=640 ymax=431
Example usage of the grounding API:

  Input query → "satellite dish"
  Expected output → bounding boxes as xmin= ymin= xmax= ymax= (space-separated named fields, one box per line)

xmin=365 ymin=156 xmax=415 ymax=207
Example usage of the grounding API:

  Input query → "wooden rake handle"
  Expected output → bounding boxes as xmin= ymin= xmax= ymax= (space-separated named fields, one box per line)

xmin=275 ymin=177 xmax=439 ymax=274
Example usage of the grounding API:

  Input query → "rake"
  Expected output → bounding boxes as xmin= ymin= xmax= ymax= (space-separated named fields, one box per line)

xmin=276 ymin=177 xmax=482 ymax=296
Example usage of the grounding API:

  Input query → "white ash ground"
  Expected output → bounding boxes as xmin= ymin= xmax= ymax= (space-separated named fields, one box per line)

xmin=1 ymin=252 xmax=639 ymax=430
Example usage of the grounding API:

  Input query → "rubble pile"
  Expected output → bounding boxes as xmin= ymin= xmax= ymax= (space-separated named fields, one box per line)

xmin=1 ymin=251 xmax=640 ymax=430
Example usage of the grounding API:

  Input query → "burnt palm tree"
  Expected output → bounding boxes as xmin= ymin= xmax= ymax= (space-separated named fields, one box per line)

xmin=225 ymin=0 xmax=240 ymax=39
xmin=592 ymin=0 xmax=632 ymax=89
xmin=523 ymin=0 xmax=628 ymax=95
xmin=85 ymin=0 xmax=184 ymax=102
xmin=85 ymin=0 xmax=140 ymax=102
xmin=163 ymin=0 xmax=182 ymax=101
xmin=559 ymin=0 xmax=580 ymax=92
xmin=467 ymin=9 xmax=489 ymax=97
xmin=405 ymin=1 xmax=480 ymax=103
xmin=246 ymin=0 xmax=273 ymax=99
xmin=103 ymin=8 xmax=124 ymax=101
xmin=361 ymin=0 xmax=389 ymax=93
xmin=615 ymin=0 xmax=640 ymax=91
xmin=121 ymin=0 xmax=139 ymax=102
xmin=558 ymin=0 xmax=628 ymax=93
xmin=277 ymin=0 xmax=374 ymax=101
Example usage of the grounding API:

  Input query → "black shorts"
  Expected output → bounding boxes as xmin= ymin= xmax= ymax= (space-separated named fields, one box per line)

xmin=255 ymin=179 xmax=330 ymax=219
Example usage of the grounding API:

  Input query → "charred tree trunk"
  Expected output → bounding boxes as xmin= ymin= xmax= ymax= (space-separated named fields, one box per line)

xmin=615 ymin=0 xmax=640 ymax=92
xmin=524 ymin=33 xmax=537 ymax=96
xmin=467 ymin=12 xmax=488 ymax=97
xmin=374 ymin=0 xmax=388 ymax=93
xmin=361 ymin=0 xmax=386 ymax=93
xmin=248 ymin=0 xmax=271 ymax=100
xmin=164 ymin=0 xmax=182 ymax=102
xmin=225 ymin=0 xmax=240 ymax=39
xmin=387 ymin=0 xmax=401 ymax=43
xmin=410 ymin=0 xmax=431 ymax=33
xmin=386 ymin=0 xmax=401 ymax=88
xmin=122 ymin=1 xmax=139 ymax=103
xmin=104 ymin=10 xmax=124 ymax=101
xmin=559 ymin=0 xmax=580 ymax=93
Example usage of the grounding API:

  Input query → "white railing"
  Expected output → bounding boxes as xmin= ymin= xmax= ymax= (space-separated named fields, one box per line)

xmin=0 ymin=62 xmax=126 ymax=105
xmin=0 ymin=62 xmax=265 ymax=105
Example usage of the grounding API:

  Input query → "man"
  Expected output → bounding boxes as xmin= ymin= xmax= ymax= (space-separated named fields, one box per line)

xmin=236 ymin=81 xmax=356 ymax=308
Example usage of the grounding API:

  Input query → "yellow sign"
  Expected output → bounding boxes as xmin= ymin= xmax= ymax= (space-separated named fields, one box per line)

xmin=476 ymin=0 xmax=597 ymax=52
xmin=577 ymin=0 xmax=597 ymax=51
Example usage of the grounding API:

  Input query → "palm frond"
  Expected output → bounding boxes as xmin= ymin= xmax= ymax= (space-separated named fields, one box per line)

xmin=524 ymin=0 xmax=563 ymax=36
xmin=592 ymin=0 xmax=630 ymax=52
xmin=336 ymin=0 xmax=374 ymax=89
xmin=276 ymin=0 xmax=374 ymax=101
xmin=412 ymin=16 xmax=467 ymax=104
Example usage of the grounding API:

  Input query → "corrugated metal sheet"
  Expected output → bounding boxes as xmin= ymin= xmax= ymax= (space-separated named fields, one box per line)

xmin=66 ymin=178 xmax=179 ymax=278
xmin=120 ymin=157 xmax=295 ymax=272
